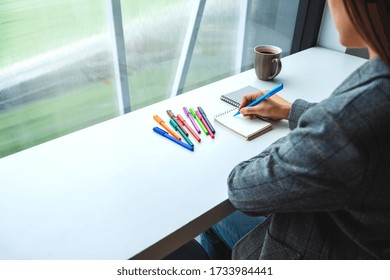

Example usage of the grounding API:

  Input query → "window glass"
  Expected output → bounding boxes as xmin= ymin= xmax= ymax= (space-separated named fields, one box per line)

xmin=183 ymin=0 xmax=242 ymax=92
xmin=120 ymin=0 xmax=195 ymax=110
xmin=0 ymin=0 xmax=302 ymax=158
xmin=183 ymin=0 xmax=300 ymax=92
xmin=0 ymin=0 xmax=118 ymax=157
xmin=243 ymin=0 xmax=300 ymax=68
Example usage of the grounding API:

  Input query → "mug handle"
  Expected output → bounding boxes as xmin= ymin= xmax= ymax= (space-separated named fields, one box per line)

xmin=268 ymin=58 xmax=282 ymax=80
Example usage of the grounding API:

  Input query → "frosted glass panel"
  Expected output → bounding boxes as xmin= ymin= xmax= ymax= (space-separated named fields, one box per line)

xmin=0 ymin=0 xmax=302 ymax=158
xmin=121 ymin=0 xmax=195 ymax=110
xmin=183 ymin=0 xmax=241 ymax=92
xmin=0 ymin=0 xmax=118 ymax=158
xmin=183 ymin=0 xmax=300 ymax=92
xmin=243 ymin=0 xmax=300 ymax=68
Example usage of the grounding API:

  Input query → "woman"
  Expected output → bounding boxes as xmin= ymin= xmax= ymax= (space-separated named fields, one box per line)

xmin=201 ymin=0 xmax=390 ymax=259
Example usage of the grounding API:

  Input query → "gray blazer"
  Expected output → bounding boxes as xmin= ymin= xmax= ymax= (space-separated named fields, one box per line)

xmin=229 ymin=57 xmax=390 ymax=259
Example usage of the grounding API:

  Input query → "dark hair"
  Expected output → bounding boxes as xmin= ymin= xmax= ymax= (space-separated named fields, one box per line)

xmin=343 ymin=0 xmax=390 ymax=66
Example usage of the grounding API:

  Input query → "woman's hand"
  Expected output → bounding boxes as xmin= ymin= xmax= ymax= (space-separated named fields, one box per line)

xmin=238 ymin=90 xmax=292 ymax=120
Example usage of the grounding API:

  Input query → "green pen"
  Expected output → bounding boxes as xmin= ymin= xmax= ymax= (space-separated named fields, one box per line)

xmin=169 ymin=119 xmax=194 ymax=147
xmin=189 ymin=108 xmax=208 ymax=135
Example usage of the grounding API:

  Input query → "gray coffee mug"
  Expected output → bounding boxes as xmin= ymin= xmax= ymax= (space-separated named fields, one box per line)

xmin=254 ymin=45 xmax=282 ymax=80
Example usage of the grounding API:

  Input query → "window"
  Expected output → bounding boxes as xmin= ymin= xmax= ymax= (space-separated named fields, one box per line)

xmin=0 ymin=0 xmax=118 ymax=156
xmin=183 ymin=0 xmax=300 ymax=92
xmin=120 ymin=0 xmax=194 ymax=110
xmin=0 ymin=0 xmax=310 ymax=158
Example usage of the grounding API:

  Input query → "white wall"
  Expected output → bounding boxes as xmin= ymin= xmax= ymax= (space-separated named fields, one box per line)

xmin=317 ymin=1 xmax=346 ymax=53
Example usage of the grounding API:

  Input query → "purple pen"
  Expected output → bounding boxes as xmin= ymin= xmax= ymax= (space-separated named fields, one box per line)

xmin=183 ymin=107 xmax=201 ymax=134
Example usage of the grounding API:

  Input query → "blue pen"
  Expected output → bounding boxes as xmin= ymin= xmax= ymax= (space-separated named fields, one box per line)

xmin=233 ymin=83 xmax=284 ymax=117
xmin=153 ymin=127 xmax=194 ymax=152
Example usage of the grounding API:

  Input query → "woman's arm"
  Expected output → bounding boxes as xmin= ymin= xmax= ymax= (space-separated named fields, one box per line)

xmin=228 ymin=104 xmax=365 ymax=215
xmin=237 ymin=90 xmax=317 ymax=130
xmin=288 ymin=99 xmax=317 ymax=130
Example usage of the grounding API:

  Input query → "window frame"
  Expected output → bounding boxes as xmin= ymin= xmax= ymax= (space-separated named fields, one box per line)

xmin=290 ymin=0 xmax=326 ymax=54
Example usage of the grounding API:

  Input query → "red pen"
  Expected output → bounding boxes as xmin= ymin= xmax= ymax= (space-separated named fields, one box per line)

xmin=196 ymin=110 xmax=215 ymax=139
xmin=177 ymin=114 xmax=201 ymax=143
xmin=167 ymin=109 xmax=188 ymax=136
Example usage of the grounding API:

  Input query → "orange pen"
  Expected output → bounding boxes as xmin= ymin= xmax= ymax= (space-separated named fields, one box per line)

xmin=153 ymin=115 xmax=181 ymax=140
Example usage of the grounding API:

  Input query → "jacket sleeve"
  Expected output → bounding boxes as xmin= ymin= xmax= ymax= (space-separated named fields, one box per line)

xmin=288 ymin=99 xmax=317 ymax=130
xmin=227 ymin=103 xmax=365 ymax=215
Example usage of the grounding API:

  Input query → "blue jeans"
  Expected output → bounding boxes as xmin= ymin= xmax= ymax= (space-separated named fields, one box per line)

xmin=200 ymin=211 xmax=267 ymax=259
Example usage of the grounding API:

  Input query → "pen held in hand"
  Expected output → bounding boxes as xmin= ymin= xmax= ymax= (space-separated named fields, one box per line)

xmin=233 ymin=83 xmax=284 ymax=117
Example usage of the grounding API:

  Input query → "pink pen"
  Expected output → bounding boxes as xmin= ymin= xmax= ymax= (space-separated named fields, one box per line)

xmin=196 ymin=110 xmax=215 ymax=139
xmin=183 ymin=107 xmax=201 ymax=134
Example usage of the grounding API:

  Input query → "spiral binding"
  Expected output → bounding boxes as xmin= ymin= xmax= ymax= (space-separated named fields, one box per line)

xmin=220 ymin=96 xmax=240 ymax=107
xmin=215 ymin=106 xmax=270 ymax=121
xmin=214 ymin=107 xmax=236 ymax=118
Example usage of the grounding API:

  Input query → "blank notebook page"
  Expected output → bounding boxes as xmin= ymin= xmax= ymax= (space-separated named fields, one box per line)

xmin=214 ymin=108 xmax=272 ymax=140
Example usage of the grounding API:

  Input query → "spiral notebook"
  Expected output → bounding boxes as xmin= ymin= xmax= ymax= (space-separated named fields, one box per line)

xmin=220 ymin=85 xmax=270 ymax=122
xmin=220 ymin=86 xmax=260 ymax=107
xmin=214 ymin=107 xmax=272 ymax=140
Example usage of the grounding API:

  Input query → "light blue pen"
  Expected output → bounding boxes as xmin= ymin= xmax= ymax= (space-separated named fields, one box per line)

xmin=233 ymin=83 xmax=284 ymax=117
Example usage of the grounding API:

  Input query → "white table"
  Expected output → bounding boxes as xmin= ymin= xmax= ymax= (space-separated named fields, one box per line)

xmin=0 ymin=47 xmax=366 ymax=259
